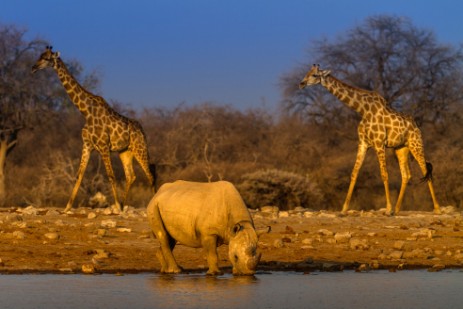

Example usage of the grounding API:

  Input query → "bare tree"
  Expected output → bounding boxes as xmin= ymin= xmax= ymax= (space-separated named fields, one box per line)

xmin=282 ymin=15 xmax=463 ymax=127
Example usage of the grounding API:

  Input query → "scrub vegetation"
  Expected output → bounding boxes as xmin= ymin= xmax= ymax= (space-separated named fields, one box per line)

xmin=1 ymin=15 xmax=463 ymax=211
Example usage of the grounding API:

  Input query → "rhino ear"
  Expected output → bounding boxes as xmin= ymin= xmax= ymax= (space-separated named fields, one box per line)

xmin=256 ymin=226 xmax=271 ymax=238
xmin=232 ymin=223 xmax=244 ymax=236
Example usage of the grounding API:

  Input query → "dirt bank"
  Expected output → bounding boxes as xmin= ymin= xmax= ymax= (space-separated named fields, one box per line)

xmin=0 ymin=205 xmax=462 ymax=274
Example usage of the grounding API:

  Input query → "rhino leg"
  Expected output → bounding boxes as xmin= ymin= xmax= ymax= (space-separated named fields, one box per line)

xmin=202 ymin=235 xmax=223 ymax=276
xmin=148 ymin=202 xmax=182 ymax=274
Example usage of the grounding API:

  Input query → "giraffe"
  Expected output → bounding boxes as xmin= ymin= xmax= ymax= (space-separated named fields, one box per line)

xmin=32 ymin=46 xmax=156 ymax=213
xmin=299 ymin=64 xmax=440 ymax=215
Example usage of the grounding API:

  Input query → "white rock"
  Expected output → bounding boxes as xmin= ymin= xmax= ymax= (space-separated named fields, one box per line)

xmin=301 ymin=238 xmax=313 ymax=245
xmin=21 ymin=206 xmax=38 ymax=216
xmin=54 ymin=219 xmax=66 ymax=227
xmin=273 ymin=239 xmax=284 ymax=248
xmin=412 ymin=228 xmax=435 ymax=239
xmin=102 ymin=208 xmax=113 ymax=216
xmin=388 ymin=251 xmax=404 ymax=260
xmin=100 ymin=219 xmax=117 ymax=228
xmin=87 ymin=212 xmax=97 ymax=219
xmin=13 ymin=231 xmax=25 ymax=240
xmin=349 ymin=238 xmax=369 ymax=250
xmin=44 ymin=232 xmax=60 ymax=240
xmin=116 ymin=227 xmax=131 ymax=233
xmin=96 ymin=229 xmax=107 ymax=237
xmin=260 ymin=206 xmax=279 ymax=213
xmin=317 ymin=229 xmax=334 ymax=236
xmin=334 ymin=231 xmax=352 ymax=243
xmin=278 ymin=211 xmax=289 ymax=218
xmin=303 ymin=211 xmax=316 ymax=218
xmin=82 ymin=264 xmax=96 ymax=274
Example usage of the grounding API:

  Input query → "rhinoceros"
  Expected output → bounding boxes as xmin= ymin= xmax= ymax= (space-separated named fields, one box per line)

xmin=147 ymin=180 xmax=269 ymax=276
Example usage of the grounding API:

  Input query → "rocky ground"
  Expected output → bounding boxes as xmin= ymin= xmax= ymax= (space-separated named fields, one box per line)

xmin=0 ymin=205 xmax=462 ymax=274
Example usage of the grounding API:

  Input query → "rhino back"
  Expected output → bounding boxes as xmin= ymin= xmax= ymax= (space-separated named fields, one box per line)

xmin=153 ymin=181 xmax=252 ymax=246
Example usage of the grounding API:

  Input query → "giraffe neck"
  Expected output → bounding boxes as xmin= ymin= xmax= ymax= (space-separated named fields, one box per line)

xmin=54 ymin=58 xmax=94 ymax=117
xmin=321 ymin=75 xmax=378 ymax=116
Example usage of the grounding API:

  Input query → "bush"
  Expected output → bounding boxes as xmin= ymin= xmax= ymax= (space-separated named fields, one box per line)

xmin=237 ymin=169 xmax=323 ymax=210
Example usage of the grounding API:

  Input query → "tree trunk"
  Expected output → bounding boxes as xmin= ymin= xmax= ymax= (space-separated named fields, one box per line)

xmin=0 ymin=139 xmax=7 ymax=204
xmin=0 ymin=136 xmax=17 ymax=205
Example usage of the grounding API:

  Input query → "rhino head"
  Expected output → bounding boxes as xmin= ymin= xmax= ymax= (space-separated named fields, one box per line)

xmin=228 ymin=221 xmax=270 ymax=276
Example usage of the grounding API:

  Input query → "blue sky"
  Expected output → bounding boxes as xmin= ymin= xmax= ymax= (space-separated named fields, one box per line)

xmin=2 ymin=0 xmax=462 ymax=111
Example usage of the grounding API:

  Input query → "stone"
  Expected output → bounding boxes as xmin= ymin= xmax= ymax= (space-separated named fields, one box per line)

xmin=301 ymin=238 xmax=313 ymax=245
xmin=82 ymin=264 xmax=96 ymax=274
xmin=278 ymin=211 xmax=289 ymax=218
xmin=388 ymin=251 xmax=404 ymax=260
xmin=303 ymin=211 xmax=316 ymax=218
xmin=46 ymin=209 xmax=60 ymax=216
xmin=100 ymin=219 xmax=117 ymax=228
xmin=96 ymin=229 xmax=107 ymax=237
xmin=334 ymin=231 xmax=352 ymax=243
xmin=412 ymin=228 xmax=435 ymax=239
xmin=273 ymin=239 xmax=284 ymax=248
xmin=116 ymin=227 xmax=132 ymax=233
xmin=13 ymin=231 xmax=25 ymax=240
xmin=349 ymin=238 xmax=369 ymax=250
xmin=317 ymin=229 xmax=334 ymax=236
xmin=260 ymin=206 xmax=279 ymax=213
xmin=102 ymin=208 xmax=113 ymax=216
xmin=21 ymin=206 xmax=38 ymax=216
xmin=54 ymin=219 xmax=66 ymax=227
xmin=44 ymin=232 xmax=60 ymax=240
xmin=87 ymin=212 xmax=97 ymax=219
xmin=318 ymin=212 xmax=337 ymax=218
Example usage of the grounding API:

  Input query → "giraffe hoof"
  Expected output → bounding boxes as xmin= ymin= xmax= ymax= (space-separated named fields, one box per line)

xmin=384 ymin=210 xmax=394 ymax=217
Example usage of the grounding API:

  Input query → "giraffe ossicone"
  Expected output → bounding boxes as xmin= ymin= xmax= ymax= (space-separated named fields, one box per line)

xmin=32 ymin=46 xmax=156 ymax=213
xmin=300 ymin=64 xmax=440 ymax=215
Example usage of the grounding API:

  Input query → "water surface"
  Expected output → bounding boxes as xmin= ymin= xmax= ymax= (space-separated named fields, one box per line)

xmin=1 ymin=270 xmax=462 ymax=309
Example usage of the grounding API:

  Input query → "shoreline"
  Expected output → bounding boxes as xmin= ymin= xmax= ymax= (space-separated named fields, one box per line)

xmin=1 ymin=206 xmax=462 ymax=275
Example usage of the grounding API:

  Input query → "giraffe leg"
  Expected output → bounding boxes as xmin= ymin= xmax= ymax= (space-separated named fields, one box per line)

xmin=375 ymin=146 xmax=393 ymax=215
xmin=394 ymin=147 xmax=411 ymax=214
xmin=133 ymin=147 xmax=155 ymax=194
xmin=100 ymin=150 xmax=122 ymax=213
xmin=65 ymin=144 xmax=92 ymax=212
xmin=119 ymin=150 xmax=136 ymax=207
xmin=409 ymin=146 xmax=441 ymax=214
xmin=342 ymin=142 xmax=369 ymax=213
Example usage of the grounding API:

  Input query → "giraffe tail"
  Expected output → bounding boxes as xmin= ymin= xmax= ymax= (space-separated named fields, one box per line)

xmin=420 ymin=162 xmax=433 ymax=183
xmin=149 ymin=163 xmax=157 ymax=191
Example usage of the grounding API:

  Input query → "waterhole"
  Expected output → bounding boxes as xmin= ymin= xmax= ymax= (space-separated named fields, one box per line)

xmin=1 ymin=270 xmax=462 ymax=309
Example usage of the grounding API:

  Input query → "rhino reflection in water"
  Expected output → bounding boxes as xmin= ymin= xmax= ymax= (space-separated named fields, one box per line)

xmin=147 ymin=180 xmax=269 ymax=276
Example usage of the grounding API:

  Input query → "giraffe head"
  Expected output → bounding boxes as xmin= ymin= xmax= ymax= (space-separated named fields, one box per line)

xmin=32 ymin=46 xmax=60 ymax=73
xmin=299 ymin=64 xmax=331 ymax=89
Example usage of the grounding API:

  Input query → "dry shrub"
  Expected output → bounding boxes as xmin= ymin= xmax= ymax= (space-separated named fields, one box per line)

xmin=237 ymin=169 xmax=323 ymax=210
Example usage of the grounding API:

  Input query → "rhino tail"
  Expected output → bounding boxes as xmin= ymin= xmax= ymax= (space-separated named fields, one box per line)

xmin=148 ymin=201 xmax=167 ymax=239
